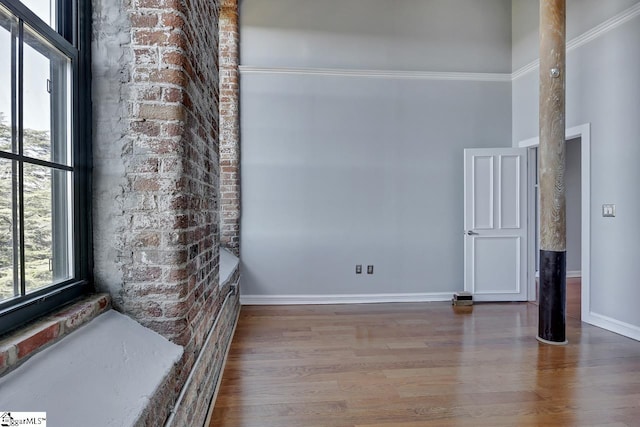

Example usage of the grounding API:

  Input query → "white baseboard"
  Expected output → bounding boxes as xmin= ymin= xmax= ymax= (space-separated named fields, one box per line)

xmin=240 ymin=293 xmax=452 ymax=305
xmin=584 ymin=311 xmax=640 ymax=342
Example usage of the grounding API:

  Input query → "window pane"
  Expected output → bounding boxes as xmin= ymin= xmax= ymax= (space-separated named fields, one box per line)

xmin=23 ymin=25 xmax=71 ymax=166
xmin=23 ymin=163 xmax=72 ymax=293
xmin=20 ymin=0 xmax=56 ymax=30
xmin=0 ymin=6 xmax=17 ymax=153
xmin=0 ymin=158 xmax=20 ymax=302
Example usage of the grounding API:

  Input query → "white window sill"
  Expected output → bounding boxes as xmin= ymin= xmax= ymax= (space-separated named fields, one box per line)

xmin=0 ymin=310 xmax=182 ymax=427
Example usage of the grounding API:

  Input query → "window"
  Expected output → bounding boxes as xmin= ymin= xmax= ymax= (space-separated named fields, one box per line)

xmin=0 ymin=0 xmax=91 ymax=335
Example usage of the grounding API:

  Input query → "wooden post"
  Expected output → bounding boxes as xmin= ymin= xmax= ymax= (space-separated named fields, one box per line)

xmin=538 ymin=0 xmax=567 ymax=345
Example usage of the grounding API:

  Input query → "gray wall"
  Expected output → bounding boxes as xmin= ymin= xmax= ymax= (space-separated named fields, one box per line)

xmin=512 ymin=2 xmax=640 ymax=328
xmin=512 ymin=0 xmax=640 ymax=71
xmin=242 ymin=0 xmax=512 ymax=73
xmin=240 ymin=0 xmax=513 ymax=297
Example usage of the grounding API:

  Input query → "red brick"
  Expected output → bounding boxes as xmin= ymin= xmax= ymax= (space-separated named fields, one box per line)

xmin=97 ymin=296 xmax=110 ymax=311
xmin=135 ymin=86 xmax=162 ymax=101
xmin=131 ymin=231 xmax=161 ymax=248
xmin=130 ymin=13 xmax=159 ymax=28
xmin=133 ymin=177 xmax=161 ymax=191
xmin=160 ymin=12 xmax=185 ymax=29
xmin=131 ymin=120 xmax=161 ymax=137
xmin=162 ymin=122 xmax=185 ymax=137
xmin=138 ymin=104 xmax=185 ymax=121
xmin=162 ymin=87 xmax=183 ymax=103
xmin=16 ymin=322 xmax=60 ymax=359
xmin=167 ymin=268 xmax=188 ymax=281
xmin=123 ymin=266 xmax=162 ymax=282
xmin=149 ymin=69 xmax=188 ymax=86
xmin=133 ymin=29 xmax=170 ymax=46
xmin=54 ymin=300 xmax=100 ymax=332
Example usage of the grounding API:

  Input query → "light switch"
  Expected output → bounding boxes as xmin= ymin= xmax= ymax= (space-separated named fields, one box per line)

xmin=602 ymin=204 xmax=616 ymax=217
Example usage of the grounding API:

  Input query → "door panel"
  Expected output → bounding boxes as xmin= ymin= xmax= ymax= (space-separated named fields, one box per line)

xmin=464 ymin=148 xmax=527 ymax=301
xmin=499 ymin=155 xmax=521 ymax=229
xmin=472 ymin=156 xmax=494 ymax=229
xmin=473 ymin=236 xmax=520 ymax=294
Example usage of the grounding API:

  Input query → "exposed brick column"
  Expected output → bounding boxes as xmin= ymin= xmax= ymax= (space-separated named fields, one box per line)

xmin=219 ymin=0 xmax=241 ymax=256
xmin=93 ymin=0 xmax=239 ymax=425
xmin=92 ymin=0 xmax=222 ymax=347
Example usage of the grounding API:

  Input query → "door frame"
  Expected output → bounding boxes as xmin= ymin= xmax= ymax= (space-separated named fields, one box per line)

xmin=518 ymin=123 xmax=591 ymax=321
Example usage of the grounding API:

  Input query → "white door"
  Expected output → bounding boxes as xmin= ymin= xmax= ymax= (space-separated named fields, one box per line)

xmin=464 ymin=148 xmax=528 ymax=301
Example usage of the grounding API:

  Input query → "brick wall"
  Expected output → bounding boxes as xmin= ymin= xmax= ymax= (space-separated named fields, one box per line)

xmin=166 ymin=270 xmax=240 ymax=427
xmin=219 ymin=0 xmax=241 ymax=256
xmin=92 ymin=0 xmax=239 ymax=425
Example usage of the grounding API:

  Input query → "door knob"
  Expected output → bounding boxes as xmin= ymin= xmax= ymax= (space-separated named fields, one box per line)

xmin=466 ymin=230 xmax=478 ymax=235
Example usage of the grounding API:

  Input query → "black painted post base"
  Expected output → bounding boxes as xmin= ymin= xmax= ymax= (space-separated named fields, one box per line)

xmin=537 ymin=249 xmax=568 ymax=345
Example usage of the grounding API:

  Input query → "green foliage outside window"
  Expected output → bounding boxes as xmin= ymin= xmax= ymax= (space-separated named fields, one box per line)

xmin=0 ymin=117 xmax=54 ymax=301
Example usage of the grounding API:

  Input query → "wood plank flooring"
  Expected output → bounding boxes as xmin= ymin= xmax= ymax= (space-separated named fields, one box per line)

xmin=209 ymin=300 xmax=640 ymax=426
xmin=566 ymin=277 xmax=581 ymax=320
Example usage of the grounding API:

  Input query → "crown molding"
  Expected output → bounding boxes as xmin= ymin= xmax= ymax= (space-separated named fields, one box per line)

xmin=241 ymin=3 xmax=640 ymax=83
xmin=239 ymin=66 xmax=511 ymax=82
xmin=512 ymin=2 xmax=640 ymax=80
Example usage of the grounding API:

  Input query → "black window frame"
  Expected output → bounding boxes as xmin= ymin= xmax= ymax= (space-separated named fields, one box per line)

xmin=0 ymin=0 xmax=92 ymax=336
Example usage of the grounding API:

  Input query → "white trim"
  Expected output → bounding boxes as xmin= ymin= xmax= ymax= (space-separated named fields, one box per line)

xmin=525 ymin=148 xmax=538 ymax=300
xmin=512 ymin=62 xmax=538 ymax=81
xmin=512 ymin=2 xmax=640 ymax=80
xmin=584 ymin=311 xmax=640 ymax=342
xmin=240 ymin=293 xmax=452 ymax=305
xmin=519 ymin=135 xmax=540 ymax=148
xmin=239 ymin=66 xmax=511 ymax=82
xmin=518 ymin=124 xmax=591 ymax=328
xmin=568 ymin=3 xmax=640 ymax=51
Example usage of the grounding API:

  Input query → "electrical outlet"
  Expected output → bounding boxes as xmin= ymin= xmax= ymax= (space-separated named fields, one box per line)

xmin=355 ymin=264 xmax=362 ymax=274
xmin=367 ymin=265 xmax=374 ymax=274
xmin=602 ymin=204 xmax=615 ymax=217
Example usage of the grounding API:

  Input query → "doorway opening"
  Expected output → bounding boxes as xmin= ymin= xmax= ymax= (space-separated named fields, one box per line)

xmin=519 ymin=123 xmax=591 ymax=322
xmin=528 ymin=139 xmax=582 ymax=319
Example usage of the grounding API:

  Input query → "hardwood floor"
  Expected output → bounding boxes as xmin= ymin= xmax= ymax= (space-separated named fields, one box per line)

xmin=532 ymin=277 xmax=582 ymax=320
xmin=209 ymin=301 xmax=640 ymax=427
xmin=566 ymin=277 xmax=581 ymax=320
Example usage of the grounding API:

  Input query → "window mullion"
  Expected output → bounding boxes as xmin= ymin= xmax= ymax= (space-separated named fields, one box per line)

xmin=51 ymin=55 xmax=69 ymax=282
xmin=17 ymin=18 xmax=25 ymax=296
xmin=10 ymin=10 xmax=19 ymax=297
